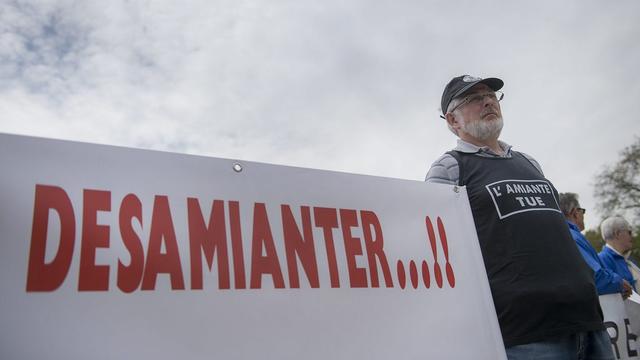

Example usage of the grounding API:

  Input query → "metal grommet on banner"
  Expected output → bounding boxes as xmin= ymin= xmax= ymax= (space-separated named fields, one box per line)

xmin=452 ymin=185 xmax=459 ymax=193
xmin=232 ymin=162 xmax=243 ymax=173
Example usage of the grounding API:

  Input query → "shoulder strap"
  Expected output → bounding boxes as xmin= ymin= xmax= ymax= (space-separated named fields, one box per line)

xmin=446 ymin=150 xmax=464 ymax=186
xmin=512 ymin=151 xmax=544 ymax=176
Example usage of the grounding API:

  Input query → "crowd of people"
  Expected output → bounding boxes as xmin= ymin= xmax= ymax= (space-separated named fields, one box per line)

xmin=426 ymin=74 xmax=637 ymax=360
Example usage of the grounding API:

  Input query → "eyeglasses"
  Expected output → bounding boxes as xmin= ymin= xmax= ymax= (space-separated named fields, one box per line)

xmin=448 ymin=91 xmax=504 ymax=114
xmin=617 ymin=229 xmax=633 ymax=237
xmin=575 ymin=207 xmax=586 ymax=215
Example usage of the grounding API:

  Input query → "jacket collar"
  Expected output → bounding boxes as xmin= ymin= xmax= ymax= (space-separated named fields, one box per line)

xmin=605 ymin=244 xmax=627 ymax=259
xmin=454 ymin=139 xmax=512 ymax=156
xmin=566 ymin=220 xmax=580 ymax=232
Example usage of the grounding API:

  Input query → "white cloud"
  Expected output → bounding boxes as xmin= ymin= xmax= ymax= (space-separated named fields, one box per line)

xmin=1 ymin=0 xmax=639 ymax=225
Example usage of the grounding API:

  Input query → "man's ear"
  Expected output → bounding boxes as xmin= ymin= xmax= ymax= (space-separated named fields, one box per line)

xmin=446 ymin=113 xmax=460 ymax=130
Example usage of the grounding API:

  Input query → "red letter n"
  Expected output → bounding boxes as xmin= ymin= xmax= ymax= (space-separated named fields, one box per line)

xmin=282 ymin=205 xmax=319 ymax=288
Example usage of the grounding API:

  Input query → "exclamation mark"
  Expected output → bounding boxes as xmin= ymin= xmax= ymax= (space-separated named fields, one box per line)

xmin=421 ymin=260 xmax=430 ymax=288
xmin=425 ymin=216 xmax=443 ymax=288
xmin=437 ymin=217 xmax=455 ymax=288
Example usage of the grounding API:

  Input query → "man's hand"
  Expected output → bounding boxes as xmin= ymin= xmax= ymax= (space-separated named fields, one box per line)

xmin=622 ymin=280 xmax=633 ymax=299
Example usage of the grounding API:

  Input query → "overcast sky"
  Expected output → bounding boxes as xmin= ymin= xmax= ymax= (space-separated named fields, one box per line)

xmin=1 ymin=0 xmax=639 ymax=229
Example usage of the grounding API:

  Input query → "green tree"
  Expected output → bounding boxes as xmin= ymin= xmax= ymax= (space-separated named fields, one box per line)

xmin=584 ymin=228 xmax=604 ymax=252
xmin=594 ymin=137 xmax=640 ymax=225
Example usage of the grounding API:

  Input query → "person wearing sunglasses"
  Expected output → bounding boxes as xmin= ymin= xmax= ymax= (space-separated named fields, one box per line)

xmin=559 ymin=192 xmax=632 ymax=299
xmin=600 ymin=216 xmax=638 ymax=292
xmin=426 ymin=75 xmax=613 ymax=359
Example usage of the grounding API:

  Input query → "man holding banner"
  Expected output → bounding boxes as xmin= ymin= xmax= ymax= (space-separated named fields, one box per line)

xmin=426 ymin=75 xmax=614 ymax=359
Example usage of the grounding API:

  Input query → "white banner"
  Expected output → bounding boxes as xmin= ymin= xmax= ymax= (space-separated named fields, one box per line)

xmin=0 ymin=133 xmax=506 ymax=359
xmin=601 ymin=294 xmax=640 ymax=359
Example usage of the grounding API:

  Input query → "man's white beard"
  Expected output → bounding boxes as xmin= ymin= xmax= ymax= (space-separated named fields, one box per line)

xmin=460 ymin=116 xmax=503 ymax=141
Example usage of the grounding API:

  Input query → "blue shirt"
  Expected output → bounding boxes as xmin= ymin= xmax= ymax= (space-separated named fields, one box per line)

xmin=567 ymin=221 xmax=623 ymax=295
xmin=599 ymin=245 xmax=637 ymax=291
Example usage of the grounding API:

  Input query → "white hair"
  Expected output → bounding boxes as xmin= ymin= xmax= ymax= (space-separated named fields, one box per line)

xmin=558 ymin=192 xmax=580 ymax=216
xmin=601 ymin=216 xmax=631 ymax=241
xmin=445 ymin=97 xmax=464 ymax=135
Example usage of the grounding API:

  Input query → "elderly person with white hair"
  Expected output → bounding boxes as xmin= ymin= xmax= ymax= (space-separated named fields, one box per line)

xmin=599 ymin=216 xmax=638 ymax=291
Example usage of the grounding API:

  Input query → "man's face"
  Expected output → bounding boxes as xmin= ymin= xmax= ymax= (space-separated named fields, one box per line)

xmin=573 ymin=206 xmax=585 ymax=231
xmin=448 ymin=83 xmax=504 ymax=142
xmin=614 ymin=227 xmax=634 ymax=253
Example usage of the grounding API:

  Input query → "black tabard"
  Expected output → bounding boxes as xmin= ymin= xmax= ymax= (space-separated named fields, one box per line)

xmin=449 ymin=150 xmax=603 ymax=347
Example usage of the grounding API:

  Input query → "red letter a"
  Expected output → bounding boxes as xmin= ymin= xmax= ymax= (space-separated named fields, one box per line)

xmin=141 ymin=196 xmax=185 ymax=290
xmin=250 ymin=203 xmax=285 ymax=289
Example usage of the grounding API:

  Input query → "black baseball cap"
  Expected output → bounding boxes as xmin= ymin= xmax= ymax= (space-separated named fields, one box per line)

xmin=441 ymin=75 xmax=503 ymax=115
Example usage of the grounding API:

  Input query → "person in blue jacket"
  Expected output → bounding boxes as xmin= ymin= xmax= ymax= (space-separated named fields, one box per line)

xmin=559 ymin=192 xmax=632 ymax=298
xmin=599 ymin=216 xmax=637 ymax=291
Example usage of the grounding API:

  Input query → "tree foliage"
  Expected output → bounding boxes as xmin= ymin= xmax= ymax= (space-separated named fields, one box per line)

xmin=584 ymin=228 xmax=605 ymax=252
xmin=594 ymin=137 xmax=640 ymax=225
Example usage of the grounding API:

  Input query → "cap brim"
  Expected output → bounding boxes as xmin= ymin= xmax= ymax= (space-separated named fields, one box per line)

xmin=452 ymin=77 xmax=504 ymax=99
